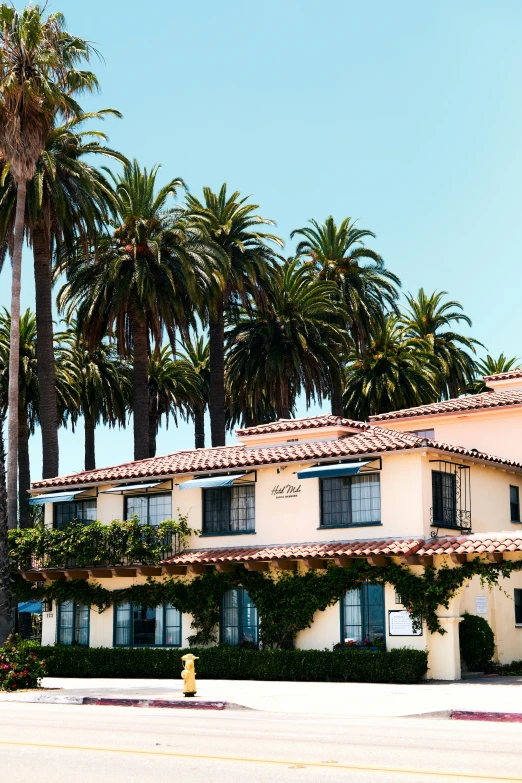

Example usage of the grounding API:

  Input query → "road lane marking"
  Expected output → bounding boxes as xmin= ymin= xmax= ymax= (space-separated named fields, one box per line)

xmin=0 ymin=740 xmax=521 ymax=780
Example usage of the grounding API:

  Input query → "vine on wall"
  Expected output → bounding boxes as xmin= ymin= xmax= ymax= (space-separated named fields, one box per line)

xmin=12 ymin=558 xmax=522 ymax=649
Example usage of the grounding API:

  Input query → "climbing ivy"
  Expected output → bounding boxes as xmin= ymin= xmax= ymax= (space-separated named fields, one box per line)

xmin=12 ymin=557 xmax=522 ymax=649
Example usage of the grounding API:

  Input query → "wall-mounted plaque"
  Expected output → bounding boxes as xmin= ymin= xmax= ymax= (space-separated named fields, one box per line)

xmin=388 ymin=609 xmax=422 ymax=636
xmin=475 ymin=596 xmax=488 ymax=615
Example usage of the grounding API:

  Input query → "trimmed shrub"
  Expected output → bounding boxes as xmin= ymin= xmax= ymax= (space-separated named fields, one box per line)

xmin=0 ymin=634 xmax=46 ymax=691
xmin=37 ymin=645 xmax=427 ymax=684
xmin=459 ymin=613 xmax=495 ymax=671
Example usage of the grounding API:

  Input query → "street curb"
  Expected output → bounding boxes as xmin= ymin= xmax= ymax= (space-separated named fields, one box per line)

xmin=451 ymin=711 xmax=522 ymax=723
xmin=0 ymin=694 xmax=239 ymax=710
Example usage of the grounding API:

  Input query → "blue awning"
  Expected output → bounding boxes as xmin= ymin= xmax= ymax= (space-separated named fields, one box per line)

xmin=18 ymin=601 xmax=42 ymax=614
xmin=29 ymin=490 xmax=84 ymax=506
xmin=179 ymin=474 xmax=248 ymax=491
xmin=103 ymin=482 xmax=163 ymax=494
xmin=297 ymin=461 xmax=372 ymax=480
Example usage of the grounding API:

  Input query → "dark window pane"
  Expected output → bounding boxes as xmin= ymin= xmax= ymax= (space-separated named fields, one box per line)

xmin=222 ymin=589 xmax=239 ymax=645
xmin=58 ymin=601 xmax=74 ymax=645
xmin=204 ymin=488 xmax=232 ymax=533
xmin=165 ymin=604 xmax=182 ymax=646
xmin=221 ymin=588 xmax=258 ymax=646
xmin=321 ymin=475 xmax=381 ymax=527
xmin=511 ymin=486 xmax=520 ymax=522
xmin=115 ymin=603 xmax=132 ymax=646
xmin=342 ymin=584 xmax=385 ymax=646
xmin=55 ymin=499 xmax=97 ymax=528
xmin=132 ymin=605 xmax=157 ymax=646
xmin=321 ymin=477 xmax=351 ymax=526
xmin=432 ymin=471 xmax=457 ymax=526
xmin=230 ymin=486 xmax=255 ymax=532
xmin=515 ymin=590 xmax=522 ymax=625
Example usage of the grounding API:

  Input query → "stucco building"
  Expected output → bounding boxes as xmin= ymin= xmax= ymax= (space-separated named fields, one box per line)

xmin=23 ymin=369 xmax=522 ymax=680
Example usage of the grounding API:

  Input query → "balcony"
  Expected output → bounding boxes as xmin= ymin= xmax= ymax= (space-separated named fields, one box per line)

xmin=9 ymin=518 xmax=187 ymax=581
xmin=430 ymin=460 xmax=472 ymax=533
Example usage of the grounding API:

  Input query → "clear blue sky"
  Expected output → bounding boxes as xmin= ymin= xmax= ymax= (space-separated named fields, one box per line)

xmin=1 ymin=0 xmax=522 ymax=481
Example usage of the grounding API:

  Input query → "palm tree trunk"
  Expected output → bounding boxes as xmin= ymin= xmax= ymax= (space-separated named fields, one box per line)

xmin=84 ymin=414 xmax=96 ymax=471
xmin=18 ymin=410 xmax=31 ymax=529
xmin=331 ymin=376 xmax=345 ymax=417
xmin=33 ymin=225 xmax=59 ymax=478
xmin=209 ymin=306 xmax=226 ymax=447
xmin=132 ymin=316 xmax=149 ymax=461
xmin=149 ymin=414 xmax=157 ymax=458
xmin=194 ymin=403 xmax=205 ymax=449
xmin=7 ymin=179 xmax=27 ymax=529
xmin=0 ymin=414 xmax=12 ymax=644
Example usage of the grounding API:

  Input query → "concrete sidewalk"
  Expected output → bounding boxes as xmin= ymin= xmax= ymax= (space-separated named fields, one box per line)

xmin=2 ymin=676 xmax=522 ymax=717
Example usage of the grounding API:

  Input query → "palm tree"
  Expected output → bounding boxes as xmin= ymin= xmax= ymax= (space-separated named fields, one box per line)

xmin=185 ymin=185 xmax=283 ymax=446
xmin=0 ymin=309 xmax=78 ymax=526
xmin=0 ymin=4 xmax=98 ymax=526
xmin=400 ymin=289 xmax=482 ymax=399
xmin=468 ymin=354 xmax=521 ymax=394
xmin=226 ymin=258 xmax=349 ymax=421
xmin=178 ymin=334 xmax=210 ymax=449
xmin=291 ymin=216 xmax=400 ymax=416
xmin=0 ymin=110 xmax=125 ymax=481
xmin=343 ymin=318 xmax=439 ymax=420
xmin=147 ymin=347 xmax=200 ymax=457
xmin=0 ymin=408 xmax=10 ymax=644
xmin=57 ymin=322 xmax=130 ymax=471
xmin=58 ymin=161 xmax=216 ymax=461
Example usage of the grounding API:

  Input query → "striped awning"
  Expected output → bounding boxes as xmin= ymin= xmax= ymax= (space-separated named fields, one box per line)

xmin=29 ymin=490 xmax=84 ymax=506
xmin=297 ymin=461 xmax=372 ymax=480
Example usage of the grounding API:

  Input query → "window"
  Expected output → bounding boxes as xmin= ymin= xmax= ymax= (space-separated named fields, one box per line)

xmin=341 ymin=583 xmax=385 ymax=646
xmin=221 ymin=588 xmax=259 ymax=646
xmin=510 ymin=486 xmax=520 ymax=523
xmin=124 ymin=493 xmax=172 ymax=526
xmin=320 ymin=474 xmax=381 ymax=527
xmin=515 ymin=590 xmax=522 ymax=625
xmin=407 ymin=428 xmax=435 ymax=439
xmin=57 ymin=601 xmax=89 ymax=646
xmin=114 ymin=603 xmax=181 ymax=646
xmin=203 ymin=485 xmax=255 ymax=534
xmin=54 ymin=499 xmax=97 ymax=529
xmin=432 ymin=470 xmax=457 ymax=527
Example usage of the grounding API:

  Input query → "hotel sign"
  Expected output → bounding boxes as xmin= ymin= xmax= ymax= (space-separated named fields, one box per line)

xmin=271 ymin=484 xmax=302 ymax=500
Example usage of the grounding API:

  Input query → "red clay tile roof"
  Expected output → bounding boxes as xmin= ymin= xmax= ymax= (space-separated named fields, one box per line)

xmin=31 ymin=421 xmax=522 ymax=490
xmin=165 ymin=538 xmax=426 ymax=564
xmin=483 ymin=369 xmax=522 ymax=383
xmin=164 ymin=532 xmax=522 ymax=564
xmin=369 ymin=389 xmax=522 ymax=422
xmin=236 ymin=415 xmax=369 ymax=436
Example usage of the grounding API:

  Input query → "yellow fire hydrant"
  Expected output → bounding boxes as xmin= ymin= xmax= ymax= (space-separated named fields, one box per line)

xmin=181 ymin=653 xmax=199 ymax=697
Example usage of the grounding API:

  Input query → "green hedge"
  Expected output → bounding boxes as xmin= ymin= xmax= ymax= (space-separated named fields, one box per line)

xmin=37 ymin=645 xmax=428 ymax=684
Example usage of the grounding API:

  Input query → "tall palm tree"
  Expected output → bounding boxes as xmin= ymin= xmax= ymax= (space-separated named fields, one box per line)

xmin=58 ymin=161 xmax=216 ymax=461
xmin=468 ymin=354 xmax=521 ymax=394
xmin=178 ymin=334 xmax=210 ymax=449
xmin=147 ymin=346 xmax=200 ymax=457
xmin=0 ymin=408 xmax=10 ymax=644
xmin=291 ymin=216 xmax=400 ymax=416
xmin=57 ymin=322 xmax=129 ymax=471
xmin=0 ymin=4 xmax=98 ymax=526
xmin=0 ymin=309 xmax=78 ymax=526
xmin=0 ymin=110 xmax=125 ymax=480
xmin=185 ymin=185 xmax=283 ymax=447
xmin=343 ymin=317 xmax=439 ymax=420
xmin=400 ymin=289 xmax=481 ymax=399
xmin=226 ymin=258 xmax=349 ymax=421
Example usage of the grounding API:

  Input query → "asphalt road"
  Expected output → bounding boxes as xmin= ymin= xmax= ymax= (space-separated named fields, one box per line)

xmin=1 ymin=702 xmax=522 ymax=782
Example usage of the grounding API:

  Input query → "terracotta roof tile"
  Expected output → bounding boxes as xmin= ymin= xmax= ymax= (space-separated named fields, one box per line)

xmin=369 ymin=389 xmax=522 ymax=422
xmin=236 ymin=415 xmax=370 ymax=437
xmin=31 ymin=418 xmax=522 ymax=490
xmin=484 ymin=369 xmax=522 ymax=383
xmin=163 ymin=531 xmax=522 ymax=565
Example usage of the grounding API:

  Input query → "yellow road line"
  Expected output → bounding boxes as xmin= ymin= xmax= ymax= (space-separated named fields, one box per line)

xmin=0 ymin=739 xmax=520 ymax=781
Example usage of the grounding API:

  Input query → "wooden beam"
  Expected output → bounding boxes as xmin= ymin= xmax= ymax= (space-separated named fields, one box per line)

xmin=366 ymin=556 xmax=390 ymax=567
xmin=333 ymin=556 xmax=353 ymax=568
xmin=87 ymin=568 xmax=113 ymax=578
xmin=303 ymin=558 xmax=327 ymax=569
xmin=42 ymin=570 xmax=65 ymax=581
xmin=111 ymin=567 xmax=137 ymax=577
xmin=274 ymin=559 xmax=297 ymax=571
xmin=416 ymin=555 xmax=434 ymax=566
xmin=21 ymin=571 xmax=45 ymax=582
xmin=215 ymin=563 xmax=236 ymax=574
xmin=162 ymin=564 xmax=187 ymax=576
xmin=187 ymin=563 xmax=209 ymax=575
xmin=402 ymin=556 xmax=421 ymax=565
xmin=487 ymin=553 xmax=504 ymax=563
xmin=64 ymin=570 xmax=89 ymax=580
xmin=450 ymin=554 xmax=467 ymax=564
xmin=137 ymin=566 xmax=162 ymax=577
xmin=244 ymin=561 xmax=269 ymax=572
